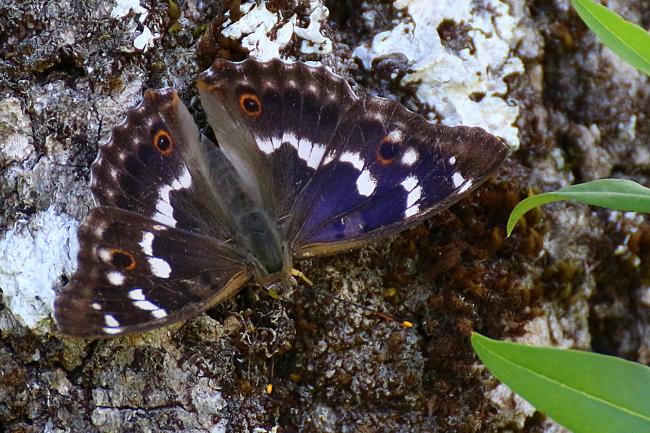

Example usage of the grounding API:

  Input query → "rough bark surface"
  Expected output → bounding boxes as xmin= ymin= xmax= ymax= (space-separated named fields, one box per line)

xmin=0 ymin=0 xmax=649 ymax=432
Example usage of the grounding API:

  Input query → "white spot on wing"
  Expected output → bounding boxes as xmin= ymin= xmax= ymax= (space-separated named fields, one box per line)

xmin=407 ymin=186 xmax=422 ymax=208
xmin=340 ymin=151 xmax=364 ymax=171
xmin=92 ymin=303 xmax=102 ymax=310
xmin=323 ymin=153 xmax=335 ymax=165
xmin=98 ymin=248 xmax=112 ymax=262
xmin=282 ymin=131 xmax=300 ymax=151
xmin=401 ymin=175 xmax=422 ymax=218
xmin=152 ymin=212 xmax=176 ymax=227
xmin=307 ymin=143 xmax=326 ymax=169
xmin=128 ymin=288 xmax=146 ymax=301
xmin=103 ymin=327 xmax=123 ymax=335
xmin=405 ymin=204 xmax=420 ymax=218
xmin=148 ymin=257 xmax=171 ymax=278
xmin=449 ymin=156 xmax=457 ymax=165
xmin=154 ymin=166 xmax=192 ymax=228
xmin=104 ymin=314 xmax=120 ymax=327
xmin=401 ymin=175 xmax=418 ymax=192
xmin=152 ymin=309 xmax=168 ymax=319
xmin=297 ymin=136 xmax=311 ymax=161
xmin=401 ymin=148 xmax=418 ymax=166
xmin=128 ymin=289 xmax=168 ymax=319
xmin=94 ymin=223 xmax=107 ymax=237
xmin=256 ymin=136 xmax=274 ymax=154
xmin=356 ymin=169 xmax=376 ymax=197
xmin=459 ymin=179 xmax=474 ymax=194
xmin=452 ymin=172 xmax=465 ymax=187
xmin=388 ymin=130 xmax=403 ymax=142
xmin=134 ymin=300 xmax=161 ymax=311
xmin=172 ymin=166 xmax=192 ymax=189
xmin=139 ymin=231 xmax=154 ymax=256
xmin=106 ymin=271 xmax=125 ymax=286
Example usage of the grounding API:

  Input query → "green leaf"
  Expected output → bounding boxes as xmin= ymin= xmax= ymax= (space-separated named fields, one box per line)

xmin=471 ymin=333 xmax=650 ymax=433
xmin=572 ymin=0 xmax=650 ymax=76
xmin=507 ymin=179 xmax=650 ymax=236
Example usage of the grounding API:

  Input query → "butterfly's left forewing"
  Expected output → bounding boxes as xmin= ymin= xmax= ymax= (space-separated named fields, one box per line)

xmin=55 ymin=207 xmax=250 ymax=337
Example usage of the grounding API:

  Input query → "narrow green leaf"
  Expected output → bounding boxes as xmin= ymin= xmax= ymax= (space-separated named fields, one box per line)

xmin=572 ymin=0 xmax=650 ymax=76
xmin=471 ymin=333 xmax=650 ymax=433
xmin=507 ymin=179 xmax=650 ymax=236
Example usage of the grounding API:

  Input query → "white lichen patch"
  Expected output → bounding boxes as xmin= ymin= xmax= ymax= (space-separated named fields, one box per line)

xmin=111 ymin=0 xmax=158 ymax=52
xmin=0 ymin=207 xmax=79 ymax=331
xmin=111 ymin=0 xmax=149 ymax=21
xmin=0 ymin=97 xmax=35 ymax=166
xmin=610 ymin=210 xmax=645 ymax=267
xmin=293 ymin=1 xmax=332 ymax=55
xmin=487 ymin=383 xmax=537 ymax=430
xmin=353 ymin=0 xmax=524 ymax=149
xmin=191 ymin=379 xmax=228 ymax=429
xmin=221 ymin=0 xmax=332 ymax=61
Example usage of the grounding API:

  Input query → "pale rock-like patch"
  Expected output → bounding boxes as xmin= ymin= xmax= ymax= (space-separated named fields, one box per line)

xmin=111 ymin=0 xmax=158 ymax=52
xmin=0 ymin=97 xmax=35 ymax=166
xmin=221 ymin=0 xmax=332 ymax=61
xmin=0 ymin=207 xmax=79 ymax=332
xmin=353 ymin=0 xmax=524 ymax=149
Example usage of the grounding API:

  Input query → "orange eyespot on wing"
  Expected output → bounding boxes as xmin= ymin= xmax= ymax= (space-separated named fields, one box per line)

xmin=152 ymin=129 xmax=174 ymax=156
xmin=376 ymin=131 xmax=402 ymax=165
xmin=238 ymin=93 xmax=262 ymax=117
xmin=110 ymin=248 xmax=137 ymax=271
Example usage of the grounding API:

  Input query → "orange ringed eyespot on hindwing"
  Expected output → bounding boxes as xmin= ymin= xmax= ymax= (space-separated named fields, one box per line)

xmin=377 ymin=130 xmax=403 ymax=165
xmin=110 ymin=248 xmax=137 ymax=271
xmin=239 ymin=93 xmax=262 ymax=117
xmin=153 ymin=129 xmax=173 ymax=156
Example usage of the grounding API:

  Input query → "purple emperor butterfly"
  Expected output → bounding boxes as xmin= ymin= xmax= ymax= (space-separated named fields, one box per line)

xmin=55 ymin=59 xmax=508 ymax=337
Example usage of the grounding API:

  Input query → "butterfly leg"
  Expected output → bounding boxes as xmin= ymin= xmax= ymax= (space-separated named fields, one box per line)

xmin=291 ymin=268 xmax=313 ymax=286
xmin=265 ymin=268 xmax=311 ymax=301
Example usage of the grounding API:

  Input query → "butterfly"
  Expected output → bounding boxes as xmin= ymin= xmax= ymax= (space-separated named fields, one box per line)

xmin=54 ymin=58 xmax=507 ymax=337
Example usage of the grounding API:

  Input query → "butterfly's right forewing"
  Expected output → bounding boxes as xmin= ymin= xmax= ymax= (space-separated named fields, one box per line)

xmin=91 ymin=88 xmax=247 ymax=239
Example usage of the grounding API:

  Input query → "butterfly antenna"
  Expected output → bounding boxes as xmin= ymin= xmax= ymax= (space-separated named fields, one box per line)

xmin=291 ymin=268 xmax=313 ymax=286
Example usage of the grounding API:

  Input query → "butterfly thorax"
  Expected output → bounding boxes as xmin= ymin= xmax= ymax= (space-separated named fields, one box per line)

xmin=232 ymin=206 xmax=296 ymax=293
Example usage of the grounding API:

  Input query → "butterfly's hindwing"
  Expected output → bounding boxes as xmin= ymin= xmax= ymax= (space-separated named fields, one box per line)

xmin=55 ymin=207 xmax=250 ymax=337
